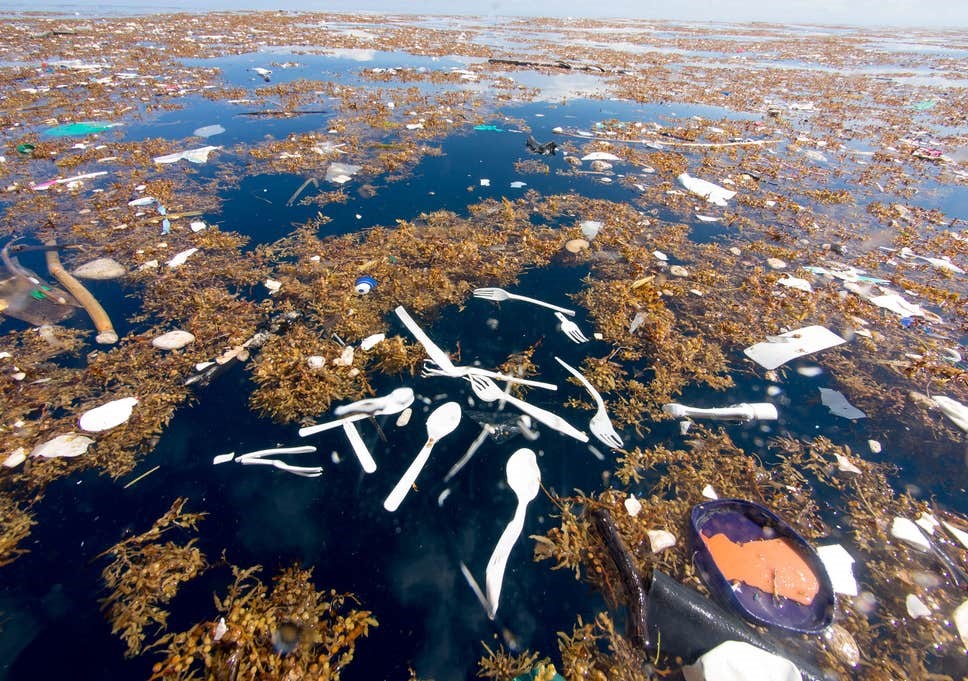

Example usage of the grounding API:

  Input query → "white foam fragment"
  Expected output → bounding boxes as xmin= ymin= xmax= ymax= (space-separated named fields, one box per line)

xmin=624 ymin=495 xmax=642 ymax=517
xmin=647 ymin=529 xmax=676 ymax=553
xmin=891 ymin=517 xmax=931 ymax=552
xmin=744 ymin=325 xmax=846 ymax=370
xmin=932 ymin=395 xmax=968 ymax=432
xmin=166 ymin=247 xmax=198 ymax=268
xmin=702 ymin=484 xmax=718 ymax=499
xmin=396 ymin=407 xmax=412 ymax=427
xmin=30 ymin=433 xmax=95 ymax=458
xmin=816 ymin=544 xmax=858 ymax=596
xmin=906 ymin=594 xmax=931 ymax=619
xmin=942 ymin=521 xmax=968 ymax=550
xmin=154 ymin=145 xmax=221 ymax=164
xmin=152 ymin=329 xmax=195 ymax=350
xmin=955 ymin=600 xmax=968 ymax=652
xmin=820 ymin=388 xmax=867 ymax=419
xmin=212 ymin=452 xmax=235 ymax=465
xmin=677 ymin=172 xmax=736 ymax=206
xmin=915 ymin=513 xmax=940 ymax=536
xmin=778 ymin=276 xmax=812 ymax=292
xmin=79 ymin=397 xmax=138 ymax=432
xmin=360 ymin=333 xmax=386 ymax=351
xmin=3 ymin=447 xmax=27 ymax=468
xmin=834 ymin=453 xmax=862 ymax=475
xmin=581 ymin=151 xmax=621 ymax=161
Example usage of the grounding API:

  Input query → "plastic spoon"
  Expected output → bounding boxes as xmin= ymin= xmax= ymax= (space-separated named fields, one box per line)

xmin=485 ymin=448 xmax=541 ymax=619
xmin=299 ymin=388 xmax=414 ymax=437
xmin=342 ymin=421 xmax=376 ymax=473
xmin=383 ymin=402 xmax=462 ymax=512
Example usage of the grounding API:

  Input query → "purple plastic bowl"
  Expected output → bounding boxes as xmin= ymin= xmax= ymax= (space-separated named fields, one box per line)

xmin=690 ymin=499 xmax=835 ymax=634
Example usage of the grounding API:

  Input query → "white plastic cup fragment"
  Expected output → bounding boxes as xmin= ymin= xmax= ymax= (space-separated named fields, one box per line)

xmin=79 ymin=397 xmax=138 ymax=432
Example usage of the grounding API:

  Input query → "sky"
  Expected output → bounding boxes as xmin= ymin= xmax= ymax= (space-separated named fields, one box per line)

xmin=8 ymin=0 xmax=968 ymax=28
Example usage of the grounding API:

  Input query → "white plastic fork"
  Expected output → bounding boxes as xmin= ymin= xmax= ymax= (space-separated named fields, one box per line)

xmin=554 ymin=311 xmax=589 ymax=344
xmin=468 ymin=374 xmax=588 ymax=442
xmin=473 ymin=287 xmax=575 ymax=316
xmin=421 ymin=360 xmax=557 ymax=391
xmin=554 ymin=357 xmax=623 ymax=449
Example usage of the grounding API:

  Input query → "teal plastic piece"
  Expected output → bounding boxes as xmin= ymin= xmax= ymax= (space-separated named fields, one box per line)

xmin=43 ymin=121 xmax=119 ymax=137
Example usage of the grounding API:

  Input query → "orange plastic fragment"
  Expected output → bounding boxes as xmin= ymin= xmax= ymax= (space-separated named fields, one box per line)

xmin=701 ymin=531 xmax=820 ymax=605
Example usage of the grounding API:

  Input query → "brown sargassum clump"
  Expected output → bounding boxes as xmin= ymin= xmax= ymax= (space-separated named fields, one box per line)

xmin=98 ymin=498 xmax=208 ymax=657
xmin=519 ymin=430 xmax=967 ymax=679
xmin=149 ymin=564 xmax=377 ymax=681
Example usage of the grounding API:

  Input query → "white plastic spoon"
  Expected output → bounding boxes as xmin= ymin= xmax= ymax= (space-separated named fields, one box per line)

xmin=299 ymin=388 xmax=414 ymax=437
xmin=342 ymin=421 xmax=376 ymax=473
xmin=383 ymin=401 xmax=462 ymax=512
xmin=485 ymin=448 xmax=541 ymax=619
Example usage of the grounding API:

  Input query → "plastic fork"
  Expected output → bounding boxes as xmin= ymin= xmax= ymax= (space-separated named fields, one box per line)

xmin=555 ymin=357 xmax=623 ymax=449
xmin=421 ymin=360 xmax=557 ymax=391
xmin=467 ymin=374 xmax=588 ymax=442
xmin=473 ymin=287 xmax=575 ymax=316
xmin=554 ymin=311 xmax=589 ymax=344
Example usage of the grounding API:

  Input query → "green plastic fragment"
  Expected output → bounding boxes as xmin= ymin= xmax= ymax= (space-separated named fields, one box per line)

xmin=43 ymin=121 xmax=120 ymax=137
xmin=30 ymin=290 xmax=47 ymax=300
xmin=912 ymin=100 xmax=936 ymax=111
xmin=474 ymin=124 xmax=505 ymax=132
xmin=16 ymin=143 xmax=35 ymax=155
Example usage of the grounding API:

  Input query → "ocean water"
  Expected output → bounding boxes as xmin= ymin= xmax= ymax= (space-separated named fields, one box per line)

xmin=0 ymin=34 xmax=966 ymax=681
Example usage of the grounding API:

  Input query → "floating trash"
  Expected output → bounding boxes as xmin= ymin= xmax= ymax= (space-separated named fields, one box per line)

xmin=78 ymin=397 xmax=138 ymax=432
xmin=564 ymin=238 xmax=589 ymax=253
xmin=354 ymin=275 xmax=377 ymax=294
xmin=744 ymin=325 xmax=847 ymax=370
xmin=30 ymin=433 xmax=95 ymax=459
xmin=647 ymin=529 xmax=676 ymax=553
xmin=193 ymin=124 xmax=225 ymax=138
xmin=677 ymin=172 xmax=736 ymax=206
xmin=819 ymin=388 xmax=866 ymax=419
xmin=152 ymin=329 xmax=196 ymax=350
xmin=153 ymin=145 xmax=221 ymax=164
xmin=166 ymin=247 xmax=198 ymax=268
xmin=43 ymin=121 xmax=121 ymax=137
xmin=72 ymin=257 xmax=125 ymax=280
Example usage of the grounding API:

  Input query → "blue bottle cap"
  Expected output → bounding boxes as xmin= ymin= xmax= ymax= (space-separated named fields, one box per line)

xmin=355 ymin=275 xmax=377 ymax=294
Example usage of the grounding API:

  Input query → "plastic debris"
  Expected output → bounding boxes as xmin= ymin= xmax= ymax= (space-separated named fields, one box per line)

xmin=32 ymin=171 xmax=109 ymax=191
xmin=819 ymin=388 xmax=866 ymax=419
xmin=581 ymin=151 xmax=620 ymax=161
xmin=777 ymin=276 xmax=812 ymax=292
xmin=509 ymin=181 xmax=527 ymax=188
xmin=152 ymin=329 xmax=196 ymax=350
xmin=670 ymin=265 xmax=689 ymax=277
xmin=153 ymin=145 xmax=221 ymax=164
xmin=766 ymin=258 xmax=787 ymax=270
xmin=677 ymin=172 xmax=736 ymax=206
xmin=78 ymin=396 xmax=138 ymax=432
xmin=834 ymin=452 xmax=862 ymax=475
xmin=954 ymin=600 xmax=968 ymax=652
xmin=30 ymin=433 xmax=95 ymax=459
xmin=3 ymin=448 xmax=27 ymax=468
xmin=579 ymin=221 xmax=602 ymax=241
xmin=166 ymin=248 xmax=198 ymax=268
xmin=193 ymin=124 xmax=225 ymax=138
xmin=624 ymin=494 xmax=642 ymax=516
xmin=891 ymin=517 xmax=931 ymax=552
xmin=525 ymin=135 xmax=556 ymax=154
xmin=325 ymin=162 xmax=361 ymax=184
xmin=682 ymin=641 xmax=802 ymax=681
xmin=360 ymin=333 xmax=385 ymax=351
xmin=931 ymin=395 xmax=968 ymax=432
xmin=896 ymin=246 xmax=965 ymax=273
xmin=73 ymin=257 xmax=125 ymax=280
xmin=264 ymin=278 xmax=282 ymax=294
xmin=43 ymin=121 xmax=120 ymax=137
xmin=906 ymin=594 xmax=931 ymax=619
xmin=189 ymin=220 xmax=207 ymax=232
xmin=816 ymin=544 xmax=858 ymax=596
xmin=475 ymin=124 xmax=505 ymax=132
xmin=942 ymin=521 xmax=968 ymax=550
xmin=250 ymin=66 xmax=271 ymax=81
xmin=702 ymin=484 xmax=719 ymax=499
xmin=743 ymin=325 xmax=847 ymax=370
xmin=653 ymin=250 xmax=668 ymax=261
xmin=354 ymin=275 xmax=377 ymax=294
xmin=663 ymin=402 xmax=778 ymax=422
xmin=647 ymin=529 xmax=676 ymax=553
xmin=564 ymin=238 xmax=589 ymax=253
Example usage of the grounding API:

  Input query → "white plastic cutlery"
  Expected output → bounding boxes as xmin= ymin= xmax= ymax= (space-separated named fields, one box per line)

xmin=384 ymin=401 xmax=462 ymax=512
xmin=394 ymin=306 xmax=457 ymax=372
xmin=473 ymin=287 xmax=575 ymax=316
xmin=554 ymin=356 xmax=623 ymax=449
xmin=485 ymin=448 xmax=541 ymax=619
xmin=342 ymin=421 xmax=376 ymax=473
xmin=467 ymin=374 xmax=588 ymax=442
xmin=554 ymin=311 xmax=589 ymax=344
xmin=421 ymin=360 xmax=557 ymax=391
xmin=298 ymin=387 xmax=414 ymax=437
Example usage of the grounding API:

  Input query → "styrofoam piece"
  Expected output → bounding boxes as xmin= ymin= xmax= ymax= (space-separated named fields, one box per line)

xmin=906 ymin=594 xmax=931 ymax=619
xmin=778 ymin=276 xmax=812 ymax=292
xmin=3 ymin=448 xmax=27 ymax=468
xmin=360 ymin=333 xmax=385 ymax=351
xmin=834 ymin=453 xmax=862 ymax=475
xmin=891 ymin=517 xmax=931 ymax=552
xmin=324 ymin=162 xmax=361 ymax=184
xmin=677 ymin=172 xmax=737 ymax=207
xmin=942 ymin=521 xmax=968 ymax=550
xmin=212 ymin=452 xmax=235 ymax=465
xmin=166 ymin=247 xmax=198 ymax=268
xmin=581 ymin=151 xmax=621 ymax=161
xmin=152 ymin=329 xmax=196 ymax=350
xmin=915 ymin=513 xmax=939 ymax=536
xmin=647 ymin=529 xmax=676 ymax=553
xmin=816 ymin=544 xmax=858 ymax=596
xmin=819 ymin=388 xmax=866 ymax=419
xmin=702 ymin=484 xmax=718 ymax=499
xmin=79 ymin=397 xmax=138 ymax=432
xmin=580 ymin=220 xmax=602 ymax=240
xmin=30 ymin=433 xmax=94 ymax=458
xmin=682 ymin=641 xmax=802 ymax=681
xmin=867 ymin=291 xmax=928 ymax=318
xmin=954 ymin=599 xmax=968 ymax=652
xmin=624 ymin=495 xmax=642 ymax=517
xmin=932 ymin=395 xmax=968 ymax=432
xmin=154 ymin=145 xmax=221 ymax=164
xmin=743 ymin=325 xmax=847 ymax=370
xmin=73 ymin=257 xmax=125 ymax=280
